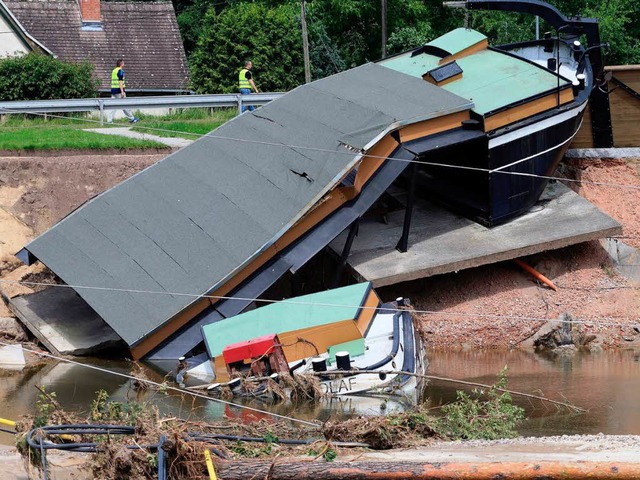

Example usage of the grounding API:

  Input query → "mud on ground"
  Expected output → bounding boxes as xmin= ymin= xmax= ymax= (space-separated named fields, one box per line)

xmin=1 ymin=153 xmax=639 ymax=349
xmin=376 ymin=157 xmax=640 ymax=350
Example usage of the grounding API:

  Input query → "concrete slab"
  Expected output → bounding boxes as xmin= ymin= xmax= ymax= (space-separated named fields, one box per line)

xmin=347 ymin=435 xmax=640 ymax=463
xmin=330 ymin=183 xmax=622 ymax=287
xmin=0 ymin=344 xmax=25 ymax=369
xmin=601 ymin=238 xmax=640 ymax=285
xmin=84 ymin=127 xmax=193 ymax=148
xmin=566 ymin=147 xmax=640 ymax=159
xmin=7 ymin=287 xmax=124 ymax=356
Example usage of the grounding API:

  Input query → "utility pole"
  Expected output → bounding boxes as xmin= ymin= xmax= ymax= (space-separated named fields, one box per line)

xmin=381 ymin=0 xmax=387 ymax=58
xmin=301 ymin=0 xmax=311 ymax=83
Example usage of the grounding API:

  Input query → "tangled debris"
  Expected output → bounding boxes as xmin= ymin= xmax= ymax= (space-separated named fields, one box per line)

xmin=323 ymin=406 xmax=440 ymax=450
xmin=13 ymin=369 xmax=532 ymax=478
xmin=14 ymin=391 xmax=442 ymax=478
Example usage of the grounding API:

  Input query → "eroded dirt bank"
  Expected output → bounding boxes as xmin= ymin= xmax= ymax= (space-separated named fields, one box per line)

xmin=1 ymin=153 xmax=640 ymax=478
xmin=1 ymin=153 xmax=639 ymax=348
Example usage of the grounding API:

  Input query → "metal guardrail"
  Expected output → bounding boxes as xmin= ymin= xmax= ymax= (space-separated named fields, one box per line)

xmin=0 ymin=93 xmax=284 ymax=124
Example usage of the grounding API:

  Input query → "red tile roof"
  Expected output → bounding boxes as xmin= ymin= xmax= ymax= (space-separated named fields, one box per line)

xmin=4 ymin=0 xmax=190 ymax=91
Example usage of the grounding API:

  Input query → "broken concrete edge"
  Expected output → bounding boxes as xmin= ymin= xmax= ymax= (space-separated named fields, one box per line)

xmin=566 ymin=147 xmax=640 ymax=159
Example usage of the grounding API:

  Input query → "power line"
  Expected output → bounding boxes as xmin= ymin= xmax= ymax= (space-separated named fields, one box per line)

xmin=0 ymin=338 xmax=320 ymax=427
xmin=2 ymin=107 xmax=640 ymax=191
xmin=0 ymin=278 xmax=637 ymax=328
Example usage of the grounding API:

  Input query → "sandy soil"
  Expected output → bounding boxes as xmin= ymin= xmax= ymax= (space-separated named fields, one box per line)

xmin=0 ymin=152 xmax=639 ymax=351
xmin=373 ymin=157 xmax=640 ymax=350
xmin=0 ymin=153 xmax=163 ymax=317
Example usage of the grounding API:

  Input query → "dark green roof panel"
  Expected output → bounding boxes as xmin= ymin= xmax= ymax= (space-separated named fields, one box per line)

xmin=23 ymin=63 xmax=472 ymax=346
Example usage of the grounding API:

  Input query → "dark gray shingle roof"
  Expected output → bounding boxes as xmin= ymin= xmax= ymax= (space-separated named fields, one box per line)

xmin=4 ymin=0 xmax=189 ymax=91
xmin=22 ymin=63 xmax=472 ymax=346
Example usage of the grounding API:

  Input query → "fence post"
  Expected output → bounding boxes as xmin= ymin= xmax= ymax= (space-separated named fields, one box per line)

xmin=237 ymin=94 xmax=243 ymax=115
xmin=98 ymin=99 xmax=104 ymax=126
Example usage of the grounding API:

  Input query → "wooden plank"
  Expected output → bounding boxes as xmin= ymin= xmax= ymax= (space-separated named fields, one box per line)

xmin=570 ymin=102 xmax=593 ymax=148
xmin=483 ymin=88 xmax=573 ymax=132
xmin=571 ymin=66 xmax=640 ymax=148
xmin=610 ymin=74 xmax=640 ymax=147
xmin=330 ymin=183 xmax=621 ymax=287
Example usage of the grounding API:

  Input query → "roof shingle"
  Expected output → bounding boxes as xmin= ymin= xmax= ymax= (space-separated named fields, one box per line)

xmin=21 ymin=63 xmax=472 ymax=348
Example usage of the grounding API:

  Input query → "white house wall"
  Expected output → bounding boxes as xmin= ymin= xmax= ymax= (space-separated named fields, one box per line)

xmin=0 ymin=14 xmax=29 ymax=57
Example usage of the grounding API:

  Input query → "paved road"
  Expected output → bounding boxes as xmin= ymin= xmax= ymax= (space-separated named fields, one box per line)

xmin=84 ymin=127 xmax=193 ymax=149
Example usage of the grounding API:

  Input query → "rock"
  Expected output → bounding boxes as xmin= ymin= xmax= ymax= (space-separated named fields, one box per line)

xmin=531 ymin=313 xmax=599 ymax=353
xmin=0 ymin=317 xmax=28 ymax=341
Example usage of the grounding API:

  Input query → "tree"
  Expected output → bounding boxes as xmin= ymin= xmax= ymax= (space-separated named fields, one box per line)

xmin=467 ymin=0 xmax=639 ymax=64
xmin=386 ymin=25 xmax=433 ymax=56
xmin=189 ymin=2 xmax=305 ymax=93
xmin=306 ymin=0 xmax=437 ymax=67
xmin=185 ymin=0 xmax=639 ymax=93
xmin=307 ymin=10 xmax=346 ymax=79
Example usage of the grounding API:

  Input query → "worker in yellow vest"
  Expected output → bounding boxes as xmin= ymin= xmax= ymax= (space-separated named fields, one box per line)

xmin=238 ymin=60 xmax=259 ymax=113
xmin=107 ymin=58 xmax=139 ymax=124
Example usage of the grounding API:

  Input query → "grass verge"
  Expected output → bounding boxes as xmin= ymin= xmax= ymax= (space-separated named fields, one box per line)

xmin=0 ymin=126 xmax=165 ymax=150
xmin=0 ymin=115 xmax=164 ymax=150
xmin=131 ymin=108 xmax=237 ymax=139
xmin=0 ymin=109 xmax=237 ymax=149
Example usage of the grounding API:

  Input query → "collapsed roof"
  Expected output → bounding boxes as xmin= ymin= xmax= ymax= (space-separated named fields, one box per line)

xmin=18 ymin=62 xmax=472 ymax=353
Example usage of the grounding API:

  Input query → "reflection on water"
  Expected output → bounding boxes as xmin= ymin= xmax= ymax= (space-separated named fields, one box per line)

xmin=426 ymin=348 xmax=640 ymax=436
xmin=1 ymin=348 xmax=639 ymax=445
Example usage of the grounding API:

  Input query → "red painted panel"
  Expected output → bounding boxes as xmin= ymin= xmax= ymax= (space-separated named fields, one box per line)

xmin=222 ymin=334 xmax=277 ymax=364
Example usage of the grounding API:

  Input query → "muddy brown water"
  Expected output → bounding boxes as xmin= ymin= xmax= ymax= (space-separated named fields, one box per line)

xmin=0 ymin=348 xmax=639 ymax=446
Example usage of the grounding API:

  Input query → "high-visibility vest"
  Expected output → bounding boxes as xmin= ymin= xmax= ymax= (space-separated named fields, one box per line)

xmin=238 ymin=68 xmax=251 ymax=89
xmin=111 ymin=67 xmax=125 ymax=89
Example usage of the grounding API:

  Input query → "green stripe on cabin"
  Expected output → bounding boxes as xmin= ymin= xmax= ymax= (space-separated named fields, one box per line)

xmin=202 ymin=282 xmax=372 ymax=358
xmin=327 ymin=338 xmax=366 ymax=365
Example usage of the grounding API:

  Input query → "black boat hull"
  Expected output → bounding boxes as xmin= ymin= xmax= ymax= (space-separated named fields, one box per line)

xmin=413 ymin=100 xmax=587 ymax=227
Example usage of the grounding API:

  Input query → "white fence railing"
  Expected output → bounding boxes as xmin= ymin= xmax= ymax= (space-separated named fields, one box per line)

xmin=0 ymin=93 xmax=284 ymax=124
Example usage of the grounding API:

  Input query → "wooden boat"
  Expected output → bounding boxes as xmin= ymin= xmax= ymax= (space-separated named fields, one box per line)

xmin=188 ymin=283 xmax=427 ymax=401
xmin=14 ymin=1 xmax=611 ymax=366
xmin=378 ymin=1 xmax=601 ymax=226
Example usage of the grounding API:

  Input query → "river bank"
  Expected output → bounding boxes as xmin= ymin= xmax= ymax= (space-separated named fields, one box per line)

xmin=1 ymin=152 xmax=639 ymax=350
xmin=1 ymin=151 xmax=639 ymax=478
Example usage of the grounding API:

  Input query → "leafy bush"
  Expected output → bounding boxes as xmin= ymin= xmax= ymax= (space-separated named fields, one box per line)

xmin=386 ymin=25 xmax=433 ymax=56
xmin=190 ymin=2 xmax=304 ymax=93
xmin=90 ymin=389 xmax=144 ymax=423
xmin=0 ymin=53 xmax=98 ymax=101
xmin=34 ymin=387 xmax=57 ymax=428
xmin=437 ymin=367 xmax=525 ymax=440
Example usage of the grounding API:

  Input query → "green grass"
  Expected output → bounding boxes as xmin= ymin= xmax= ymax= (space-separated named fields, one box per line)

xmin=0 ymin=109 xmax=238 ymax=150
xmin=0 ymin=126 xmax=165 ymax=150
xmin=131 ymin=108 xmax=237 ymax=139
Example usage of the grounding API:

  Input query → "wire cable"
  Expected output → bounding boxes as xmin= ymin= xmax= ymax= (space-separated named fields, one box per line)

xmin=0 ymin=279 xmax=636 ymax=328
xmin=0 ymin=338 xmax=319 ymax=428
xmin=2 ymin=107 xmax=640 ymax=191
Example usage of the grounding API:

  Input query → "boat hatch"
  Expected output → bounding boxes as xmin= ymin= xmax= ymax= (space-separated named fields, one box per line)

xmin=423 ymin=61 xmax=463 ymax=86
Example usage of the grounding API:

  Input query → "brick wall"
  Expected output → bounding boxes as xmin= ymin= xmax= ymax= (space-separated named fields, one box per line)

xmin=79 ymin=0 xmax=101 ymax=22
